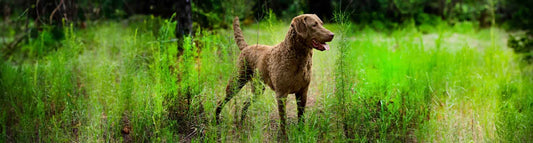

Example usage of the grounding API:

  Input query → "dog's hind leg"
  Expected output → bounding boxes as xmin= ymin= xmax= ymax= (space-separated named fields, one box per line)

xmin=241 ymin=75 xmax=265 ymax=124
xmin=215 ymin=62 xmax=252 ymax=124
xmin=276 ymin=92 xmax=289 ymax=138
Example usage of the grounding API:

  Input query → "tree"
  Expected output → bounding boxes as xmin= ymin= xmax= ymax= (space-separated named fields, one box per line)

xmin=175 ymin=0 xmax=193 ymax=57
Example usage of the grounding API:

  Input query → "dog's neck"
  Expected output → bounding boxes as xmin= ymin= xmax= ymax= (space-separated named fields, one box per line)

xmin=281 ymin=27 xmax=312 ymax=56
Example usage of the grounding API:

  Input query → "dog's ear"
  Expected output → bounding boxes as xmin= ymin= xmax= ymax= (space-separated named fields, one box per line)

xmin=291 ymin=16 xmax=307 ymax=38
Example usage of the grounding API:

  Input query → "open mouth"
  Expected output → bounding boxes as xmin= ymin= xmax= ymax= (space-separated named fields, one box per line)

xmin=312 ymin=39 xmax=330 ymax=51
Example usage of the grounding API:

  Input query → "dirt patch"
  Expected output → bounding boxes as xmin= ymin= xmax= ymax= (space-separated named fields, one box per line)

xmin=121 ymin=112 xmax=132 ymax=143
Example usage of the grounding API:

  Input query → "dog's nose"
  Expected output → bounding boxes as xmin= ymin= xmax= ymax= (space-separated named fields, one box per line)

xmin=328 ymin=33 xmax=334 ymax=40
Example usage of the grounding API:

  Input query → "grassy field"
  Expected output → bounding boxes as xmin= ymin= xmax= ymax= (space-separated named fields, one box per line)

xmin=1 ymin=15 xmax=532 ymax=142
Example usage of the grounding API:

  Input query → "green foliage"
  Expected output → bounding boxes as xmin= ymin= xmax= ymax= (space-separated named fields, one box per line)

xmin=77 ymin=0 xmax=126 ymax=19
xmin=504 ymin=0 xmax=533 ymax=30
xmin=281 ymin=0 xmax=306 ymax=20
xmin=497 ymin=70 xmax=533 ymax=141
xmin=504 ymin=0 xmax=533 ymax=62
xmin=193 ymin=0 xmax=256 ymax=29
xmin=178 ymin=36 xmax=200 ymax=99
xmin=393 ymin=0 xmax=428 ymax=16
xmin=332 ymin=12 xmax=532 ymax=141
xmin=508 ymin=33 xmax=533 ymax=61
xmin=330 ymin=0 xmax=503 ymax=28
xmin=0 ymin=24 xmax=82 ymax=142
xmin=2 ymin=14 xmax=533 ymax=142
xmin=416 ymin=13 xmax=446 ymax=33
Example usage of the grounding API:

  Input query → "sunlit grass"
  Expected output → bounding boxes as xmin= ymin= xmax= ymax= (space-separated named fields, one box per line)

xmin=1 ymin=16 xmax=531 ymax=142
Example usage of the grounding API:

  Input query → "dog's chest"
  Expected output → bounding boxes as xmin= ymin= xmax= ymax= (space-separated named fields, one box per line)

xmin=294 ymin=58 xmax=312 ymax=80
xmin=289 ymin=59 xmax=312 ymax=92
xmin=270 ymin=56 xmax=312 ymax=92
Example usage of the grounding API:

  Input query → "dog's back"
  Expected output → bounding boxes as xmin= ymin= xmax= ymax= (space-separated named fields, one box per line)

xmin=232 ymin=17 xmax=273 ymax=85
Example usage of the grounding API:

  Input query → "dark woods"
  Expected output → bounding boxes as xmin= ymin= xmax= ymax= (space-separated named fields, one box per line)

xmin=2 ymin=0 xmax=531 ymax=28
xmin=0 ymin=0 xmax=531 ymax=61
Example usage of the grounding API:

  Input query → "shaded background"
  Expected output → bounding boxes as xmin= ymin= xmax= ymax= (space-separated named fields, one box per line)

xmin=1 ymin=0 xmax=531 ymax=27
xmin=1 ymin=0 xmax=532 ymax=56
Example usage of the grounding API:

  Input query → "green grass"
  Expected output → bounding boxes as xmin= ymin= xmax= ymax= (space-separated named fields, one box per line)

xmin=1 ymin=16 xmax=532 ymax=142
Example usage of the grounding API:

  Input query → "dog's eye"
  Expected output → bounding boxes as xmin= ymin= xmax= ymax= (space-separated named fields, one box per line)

xmin=313 ymin=23 xmax=317 ymax=27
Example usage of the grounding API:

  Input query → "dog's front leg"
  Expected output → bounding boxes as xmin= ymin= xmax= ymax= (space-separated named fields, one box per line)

xmin=296 ymin=87 xmax=308 ymax=123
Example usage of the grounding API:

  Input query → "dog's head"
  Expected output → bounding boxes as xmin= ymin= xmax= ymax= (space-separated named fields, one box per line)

xmin=291 ymin=14 xmax=334 ymax=51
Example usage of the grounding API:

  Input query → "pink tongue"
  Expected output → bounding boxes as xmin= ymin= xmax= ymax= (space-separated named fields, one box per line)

xmin=313 ymin=42 xmax=320 ymax=48
xmin=322 ymin=44 xmax=330 ymax=51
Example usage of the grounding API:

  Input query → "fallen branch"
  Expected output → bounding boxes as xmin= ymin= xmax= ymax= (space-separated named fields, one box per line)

xmin=2 ymin=33 xmax=27 ymax=58
xmin=49 ymin=0 xmax=65 ymax=24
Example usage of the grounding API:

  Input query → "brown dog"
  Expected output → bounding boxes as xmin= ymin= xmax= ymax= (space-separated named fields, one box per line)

xmin=215 ymin=14 xmax=334 ymax=135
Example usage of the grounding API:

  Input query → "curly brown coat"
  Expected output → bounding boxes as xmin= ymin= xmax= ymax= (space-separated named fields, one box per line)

xmin=215 ymin=14 xmax=334 ymax=136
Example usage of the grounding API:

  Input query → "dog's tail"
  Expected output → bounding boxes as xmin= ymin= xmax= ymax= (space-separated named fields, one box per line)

xmin=233 ymin=17 xmax=247 ymax=51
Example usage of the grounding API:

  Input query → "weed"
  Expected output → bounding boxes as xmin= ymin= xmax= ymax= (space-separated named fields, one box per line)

xmin=1 ymin=14 xmax=532 ymax=142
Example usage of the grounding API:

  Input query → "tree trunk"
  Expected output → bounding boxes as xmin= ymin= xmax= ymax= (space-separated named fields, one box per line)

xmin=175 ymin=0 xmax=193 ymax=57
